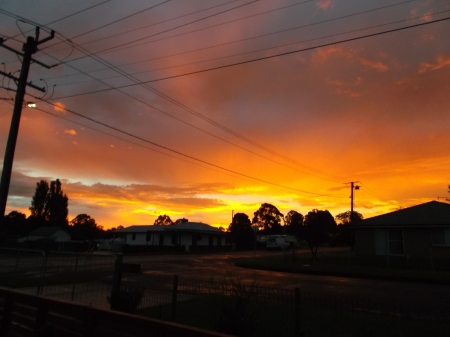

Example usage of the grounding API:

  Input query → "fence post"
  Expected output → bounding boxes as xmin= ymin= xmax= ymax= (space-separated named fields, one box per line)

xmin=71 ymin=254 xmax=80 ymax=302
xmin=14 ymin=249 xmax=20 ymax=272
xmin=171 ymin=275 xmax=178 ymax=322
xmin=111 ymin=254 xmax=123 ymax=308
xmin=37 ymin=252 xmax=47 ymax=296
xmin=295 ymin=287 xmax=304 ymax=337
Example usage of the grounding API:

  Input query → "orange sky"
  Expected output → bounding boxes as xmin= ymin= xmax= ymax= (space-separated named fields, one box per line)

xmin=1 ymin=0 xmax=449 ymax=229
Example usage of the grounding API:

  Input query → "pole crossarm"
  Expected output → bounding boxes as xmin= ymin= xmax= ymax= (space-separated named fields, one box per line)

xmin=0 ymin=70 xmax=45 ymax=92
xmin=0 ymin=38 xmax=54 ymax=69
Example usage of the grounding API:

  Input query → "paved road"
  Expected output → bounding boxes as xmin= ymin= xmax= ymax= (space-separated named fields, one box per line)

xmin=124 ymin=250 xmax=450 ymax=308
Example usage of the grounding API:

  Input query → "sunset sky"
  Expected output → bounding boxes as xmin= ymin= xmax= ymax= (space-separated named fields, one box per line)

xmin=1 ymin=0 xmax=449 ymax=229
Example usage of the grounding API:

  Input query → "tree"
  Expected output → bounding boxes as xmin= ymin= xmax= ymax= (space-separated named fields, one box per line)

xmin=252 ymin=203 xmax=284 ymax=234
xmin=284 ymin=210 xmax=303 ymax=236
xmin=227 ymin=213 xmax=254 ymax=250
xmin=69 ymin=214 xmax=101 ymax=239
xmin=29 ymin=180 xmax=49 ymax=220
xmin=302 ymin=209 xmax=336 ymax=261
xmin=174 ymin=218 xmax=188 ymax=225
xmin=335 ymin=211 xmax=363 ymax=225
xmin=3 ymin=211 xmax=28 ymax=237
xmin=29 ymin=179 xmax=68 ymax=226
xmin=334 ymin=211 xmax=363 ymax=247
xmin=154 ymin=214 xmax=173 ymax=226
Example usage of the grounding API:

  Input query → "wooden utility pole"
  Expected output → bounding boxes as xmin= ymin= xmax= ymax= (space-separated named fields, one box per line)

xmin=0 ymin=28 xmax=54 ymax=231
xmin=347 ymin=181 xmax=360 ymax=223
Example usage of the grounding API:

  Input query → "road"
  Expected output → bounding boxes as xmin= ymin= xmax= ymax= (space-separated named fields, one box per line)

xmin=124 ymin=250 xmax=450 ymax=308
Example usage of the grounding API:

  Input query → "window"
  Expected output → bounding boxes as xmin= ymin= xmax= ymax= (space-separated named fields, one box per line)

xmin=197 ymin=234 xmax=202 ymax=241
xmin=132 ymin=233 xmax=136 ymax=241
xmin=172 ymin=235 xmax=179 ymax=245
xmin=146 ymin=232 xmax=152 ymax=242
xmin=432 ymin=229 xmax=450 ymax=246
xmin=388 ymin=229 xmax=403 ymax=255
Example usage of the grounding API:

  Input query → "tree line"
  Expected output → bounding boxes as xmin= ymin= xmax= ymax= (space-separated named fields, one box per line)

xmin=228 ymin=203 xmax=363 ymax=260
xmin=1 ymin=179 xmax=119 ymax=241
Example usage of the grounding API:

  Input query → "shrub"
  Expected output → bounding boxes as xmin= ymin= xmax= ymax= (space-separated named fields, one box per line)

xmin=107 ymin=287 xmax=144 ymax=314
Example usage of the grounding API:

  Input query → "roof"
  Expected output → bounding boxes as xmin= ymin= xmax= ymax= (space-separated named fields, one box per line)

xmin=115 ymin=222 xmax=223 ymax=234
xmin=350 ymin=201 xmax=450 ymax=228
xmin=27 ymin=226 xmax=69 ymax=236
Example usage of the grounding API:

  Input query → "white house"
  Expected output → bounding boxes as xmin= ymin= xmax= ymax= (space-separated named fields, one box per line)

xmin=115 ymin=222 xmax=229 ymax=251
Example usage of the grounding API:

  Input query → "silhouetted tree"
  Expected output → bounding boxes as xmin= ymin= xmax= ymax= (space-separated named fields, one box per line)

xmin=334 ymin=211 xmax=363 ymax=247
xmin=69 ymin=214 xmax=101 ymax=240
xmin=284 ymin=210 xmax=303 ymax=236
xmin=154 ymin=214 xmax=173 ymax=226
xmin=228 ymin=213 xmax=254 ymax=250
xmin=30 ymin=180 xmax=49 ymax=221
xmin=29 ymin=179 xmax=68 ymax=226
xmin=252 ymin=203 xmax=284 ymax=234
xmin=335 ymin=211 xmax=363 ymax=225
xmin=302 ymin=209 xmax=336 ymax=261
xmin=3 ymin=211 xmax=28 ymax=237
xmin=174 ymin=218 xmax=188 ymax=225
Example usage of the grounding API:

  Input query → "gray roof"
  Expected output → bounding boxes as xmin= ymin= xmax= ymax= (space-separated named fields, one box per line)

xmin=28 ymin=226 xmax=69 ymax=236
xmin=351 ymin=201 xmax=450 ymax=228
xmin=115 ymin=222 xmax=223 ymax=234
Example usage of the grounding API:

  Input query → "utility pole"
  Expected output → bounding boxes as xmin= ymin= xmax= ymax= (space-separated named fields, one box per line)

xmin=346 ymin=181 xmax=360 ymax=223
xmin=0 ymin=28 xmax=54 ymax=231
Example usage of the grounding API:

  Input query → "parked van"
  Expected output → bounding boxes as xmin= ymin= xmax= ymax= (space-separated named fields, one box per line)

xmin=266 ymin=235 xmax=290 ymax=250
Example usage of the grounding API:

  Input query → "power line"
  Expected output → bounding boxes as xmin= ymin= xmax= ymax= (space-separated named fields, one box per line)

xmin=51 ymin=16 xmax=450 ymax=96
xmin=46 ymin=9 xmax=447 ymax=90
xmin=44 ymin=0 xmax=243 ymax=54
xmin=8 ymin=16 xmax=347 ymax=183
xmin=37 ymin=98 xmax=348 ymax=199
xmin=41 ymin=0 xmax=418 ymax=83
xmin=36 ymin=0 xmax=172 ymax=51
xmin=5 ymin=0 xmax=113 ymax=41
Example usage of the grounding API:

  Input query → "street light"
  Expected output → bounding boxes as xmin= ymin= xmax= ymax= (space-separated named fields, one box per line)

xmin=26 ymin=102 xmax=36 ymax=108
xmin=251 ymin=225 xmax=259 ymax=257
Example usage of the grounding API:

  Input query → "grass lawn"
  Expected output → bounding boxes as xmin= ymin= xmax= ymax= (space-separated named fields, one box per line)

xmin=235 ymin=248 xmax=450 ymax=284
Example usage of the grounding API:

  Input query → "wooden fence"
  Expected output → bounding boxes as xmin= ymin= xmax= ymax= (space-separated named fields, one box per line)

xmin=0 ymin=287 xmax=232 ymax=337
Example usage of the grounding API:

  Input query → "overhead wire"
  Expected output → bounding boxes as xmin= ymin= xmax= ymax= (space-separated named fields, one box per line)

xmin=36 ymin=97 xmax=348 ymax=199
xmin=41 ymin=0 xmax=419 ymax=83
xmin=5 ymin=0 xmax=113 ymax=41
xmin=38 ymin=14 xmax=450 ymax=184
xmin=46 ymin=9 xmax=449 ymax=91
xmin=0 ymin=6 xmax=348 ymax=182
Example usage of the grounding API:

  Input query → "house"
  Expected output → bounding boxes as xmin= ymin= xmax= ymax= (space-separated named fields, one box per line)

xmin=350 ymin=201 xmax=450 ymax=269
xmin=18 ymin=226 xmax=71 ymax=243
xmin=17 ymin=226 xmax=73 ymax=251
xmin=115 ymin=222 xmax=230 ymax=252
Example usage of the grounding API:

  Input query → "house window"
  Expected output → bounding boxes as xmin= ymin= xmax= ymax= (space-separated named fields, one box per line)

xmin=132 ymin=233 xmax=136 ymax=241
xmin=172 ymin=235 xmax=179 ymax=245
xmin=146 ymin=232 xmax=152 ymax=242
xmin=197 ymin=234 xmax=202 ymax=241
xmin=432 ymin=229 xmax=450 ymax=246
xmin=388 ymin=229 xmax=403 ymax=255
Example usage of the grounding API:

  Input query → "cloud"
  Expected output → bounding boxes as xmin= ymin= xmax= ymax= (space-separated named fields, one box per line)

xmin=53 ymin=102 xmax=66 ymax=113
xmin=357 ymin=57 xmax=389 ymax=72
xmin=419 ymin=55 xmax=450 ymax=73
xmin=64 ymin=129 xmax=77 ymax=135
xmin=316 ymin=0 xmax=334 ymax=10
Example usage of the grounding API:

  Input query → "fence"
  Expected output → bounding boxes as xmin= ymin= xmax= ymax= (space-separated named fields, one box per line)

xmin=0 ymin=248 xmax=115 ymax=308
xmin=119 ymin=270 xmax=450 ymax=337
xmin=1 ymin=248 xmax=449 ymax=336
xmin=0 ymin=287 xmax=232 ymax=337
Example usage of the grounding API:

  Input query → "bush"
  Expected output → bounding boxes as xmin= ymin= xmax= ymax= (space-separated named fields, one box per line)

xmin=107 ymin=287 xmax=144 ymax=314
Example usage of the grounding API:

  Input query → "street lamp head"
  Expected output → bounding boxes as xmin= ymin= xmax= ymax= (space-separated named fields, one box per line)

xmin=27 ymin=102 xmax=36 ymax=108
